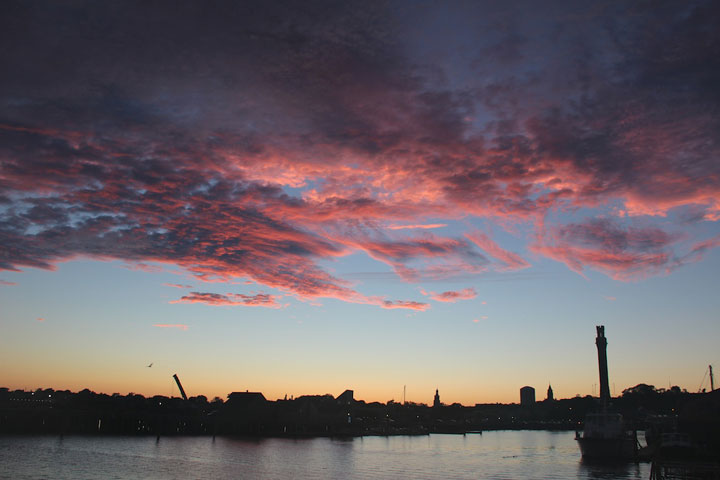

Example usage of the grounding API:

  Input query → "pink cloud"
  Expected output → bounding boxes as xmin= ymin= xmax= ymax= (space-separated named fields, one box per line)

xmin=466 ymin=232 xmax=530 ymax=271
xmin=163 ymin=283 xmax=192 ymax=289
xmin=171 ymin=292 xmax=284 ymax=308
xmin=530 ymin=219 xmax=689 ymax=280
xmin=381 ymin=300 xmax=430 ymax=311
xmin=0 ymin=280 xmax=16 ymax=286
xmin=153 ymin=324 xmax=189 ymax=331
xmin=36 ymin=317 xmax=45 ymax=322
xmin=350 ymin=235 xmax=488 ymax=281
xmin=688 ymin=235 xmax=720 ymax=253
xmin=422 ymin=287 xmax=477 ymax=303
xmin=1 ymin=2 xmax=719 ymax=301
xmin=669 ymin=234 xmax=720 ymax=271
xmin=1 ymin=116 xmax=715 ymax=291
xmin=360 ymin=237 xmax=472 ymax=260
xmin=123 ymin=263 xmax=164 ymax=273
xmin=387 ymin=223 xmax=447 ymax=230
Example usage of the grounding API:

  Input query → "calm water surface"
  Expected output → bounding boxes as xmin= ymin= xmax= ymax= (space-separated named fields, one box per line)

xmin=0 ymin=431 xmax=650 ymax=479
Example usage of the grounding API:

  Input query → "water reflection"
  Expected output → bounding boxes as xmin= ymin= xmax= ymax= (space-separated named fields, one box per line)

xmin=0 ymin=431 xmax=651 ymax=479
xmin=579 ymin=460 xmax=645 ymax=480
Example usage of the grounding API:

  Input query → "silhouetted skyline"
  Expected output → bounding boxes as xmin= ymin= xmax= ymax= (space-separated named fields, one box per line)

xmin=1 ymin=0 xmax=719 ymax=404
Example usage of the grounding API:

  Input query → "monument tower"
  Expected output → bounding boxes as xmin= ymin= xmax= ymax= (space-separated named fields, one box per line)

xmin=595 ymin=325 xmax=611 ymax=406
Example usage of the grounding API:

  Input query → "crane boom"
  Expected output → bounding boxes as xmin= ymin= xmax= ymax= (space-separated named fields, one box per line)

xmin=173 ymin=373 xmax=188 ymax=401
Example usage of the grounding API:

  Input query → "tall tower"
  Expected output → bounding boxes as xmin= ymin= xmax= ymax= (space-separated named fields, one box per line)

xmin=433 ymin=388 xmax=441 ymax=408
xmin=595 ymin=325 xmax=610 ymax=406
xmin=547 ymin=384 xmax=554 ymax=401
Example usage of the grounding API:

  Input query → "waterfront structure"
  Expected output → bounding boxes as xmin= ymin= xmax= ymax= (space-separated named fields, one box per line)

xmin=520 ymin=386 xmax=535 ymax=406
xmin=576 ymin=411 xmax=636 ymax=459
xmin=433 ymin=389 xmax=441 ymax=408
xmin=546 ymin=384 xmax=554 ymax=402
xmin=575 ymin=326 xmax=636 ymax=460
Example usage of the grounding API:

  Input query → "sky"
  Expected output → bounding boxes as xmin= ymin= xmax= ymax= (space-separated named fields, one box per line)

xmin=1 ymin=0 xmax=719 ymax=405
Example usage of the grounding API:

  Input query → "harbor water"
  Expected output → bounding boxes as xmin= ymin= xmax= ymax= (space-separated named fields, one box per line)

xmin=0 ymin=430 xmax=651 ymax=479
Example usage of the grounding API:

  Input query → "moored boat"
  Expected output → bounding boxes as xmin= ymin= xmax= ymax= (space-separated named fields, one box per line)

xmin=576 ymin=411 xmax=637 ymax=460
xmin=576 ymin=326 xmax=638 ymax=461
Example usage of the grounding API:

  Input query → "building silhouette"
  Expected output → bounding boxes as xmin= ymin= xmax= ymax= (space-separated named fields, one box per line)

xmin=336 ymin=389 xmax=354 ymax=405
xmin=520 ymin=386 xmax=535 ymax=406
xmin=433 ymin=389 xmax=441 ymax=408
xmin=546 ymin=384 xmax=554 ymax=401
xmin=227 ymin=391 xmax=266 ymax=406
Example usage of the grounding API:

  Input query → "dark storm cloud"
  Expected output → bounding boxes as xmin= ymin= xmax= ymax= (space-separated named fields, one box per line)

xmin=524 ymin=1 xmax=720 ymax=214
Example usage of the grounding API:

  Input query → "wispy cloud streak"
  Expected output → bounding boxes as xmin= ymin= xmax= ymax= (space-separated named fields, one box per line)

xmin=466 ymin=232 xmax=530 ymax=271
xmin=422 ymin=288 xmax=477 ymax=303
xmin=381 ymin=300 xmax=430 ymax=311
xmin=171 ymin=292 xmax=284 ymax=308
xmin=388 ymin=224 xmax=447 ymax=230
xmin=163 ymin=283 xmax=192 ymax=289
xmin=153 ymin=324 xmax=188 ymax=331
xmin=531 ymin=219 xmax=685 ymax=280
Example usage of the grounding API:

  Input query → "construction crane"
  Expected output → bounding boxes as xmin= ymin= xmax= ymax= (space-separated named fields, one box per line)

xmin=173 ymin=373 xmax=188 ymax=401
xmin=711 ymin=365 xmax=715 ymax=392
xmin=698 ymin=365 xmax=715 ymax=393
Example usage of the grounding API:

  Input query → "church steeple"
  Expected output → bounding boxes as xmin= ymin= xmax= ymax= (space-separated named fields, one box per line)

xmin=433 ymin=388 xmax=441 ymax=408
xmin=547 ymin=384 xmax=554 ymax=401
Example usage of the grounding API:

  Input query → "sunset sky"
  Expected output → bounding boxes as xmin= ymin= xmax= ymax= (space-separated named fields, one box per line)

xmin=1 ymin=0 xmax=719 ymax=405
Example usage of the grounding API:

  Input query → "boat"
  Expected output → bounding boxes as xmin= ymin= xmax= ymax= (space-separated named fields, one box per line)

xmin=576 ymin=326 xmax=638 ymax=461
xmin=649 ymin=431 xmax=720 ymax=479
xmin=576 ymin=411 xmax=637 ymax=460
xmin=656 ymin=432 xmax=697 ymax=460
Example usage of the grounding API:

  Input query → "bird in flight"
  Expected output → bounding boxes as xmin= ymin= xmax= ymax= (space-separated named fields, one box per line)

xmin=147 ymin=363 xmax=153 ymax=368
